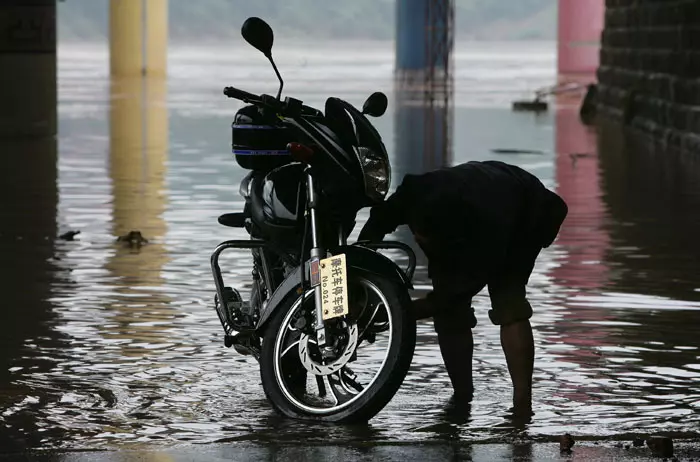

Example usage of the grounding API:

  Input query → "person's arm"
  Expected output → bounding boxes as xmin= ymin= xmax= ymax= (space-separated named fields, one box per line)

xmin=357 ymin=176 xmax=416 ymax=242
xmin=357 ymin=192 xmax=406 ymax=242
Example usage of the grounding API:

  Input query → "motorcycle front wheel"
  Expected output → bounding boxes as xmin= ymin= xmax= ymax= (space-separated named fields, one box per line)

xmin=259 ymin=270 xmax=416 ymax=423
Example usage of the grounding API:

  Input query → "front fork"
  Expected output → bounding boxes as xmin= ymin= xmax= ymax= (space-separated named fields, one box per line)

xmin=305 ymin=169 xmax=329 ymax=347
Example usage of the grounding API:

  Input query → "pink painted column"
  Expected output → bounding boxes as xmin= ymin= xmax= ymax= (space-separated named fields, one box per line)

xmin=558 ymin=0 xmax=605 ymax=84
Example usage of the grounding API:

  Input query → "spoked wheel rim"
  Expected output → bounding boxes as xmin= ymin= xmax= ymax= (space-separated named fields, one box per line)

xmin=272 ymin=278 xmax=394 ymax=415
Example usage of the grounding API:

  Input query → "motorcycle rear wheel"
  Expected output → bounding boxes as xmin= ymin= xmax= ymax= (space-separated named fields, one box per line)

xmin=259 ymin=270 xmax=416 ymax=423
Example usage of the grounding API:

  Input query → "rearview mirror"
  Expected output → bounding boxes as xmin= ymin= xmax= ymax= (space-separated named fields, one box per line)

xmin=362 ymin=92 xmax=388 ymax=117
xmin=241 ymin=17 xmax=274 ymax=57
xmin=241 ymin=17 xmax=283 ymax=100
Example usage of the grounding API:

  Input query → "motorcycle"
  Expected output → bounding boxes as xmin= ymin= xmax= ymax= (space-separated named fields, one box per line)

xmin=210 ymin=17 xmax=417 ymax=423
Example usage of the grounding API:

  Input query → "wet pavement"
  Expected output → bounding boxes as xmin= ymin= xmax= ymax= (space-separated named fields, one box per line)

xmin=3 ymin=441 xmax=700 ymax=462
xmin=1 ymin=40 xmax=700 ymax=454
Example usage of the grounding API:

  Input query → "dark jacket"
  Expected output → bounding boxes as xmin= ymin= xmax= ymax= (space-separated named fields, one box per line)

xmin=358 ymin=161 xmax=568 ymax=294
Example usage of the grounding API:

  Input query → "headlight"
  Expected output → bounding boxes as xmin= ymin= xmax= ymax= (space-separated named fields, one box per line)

xmin=355 ymin=146 xmax=390 ymax=202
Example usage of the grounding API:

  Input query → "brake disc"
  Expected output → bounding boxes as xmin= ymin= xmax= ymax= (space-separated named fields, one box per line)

xmin=298 ymin=324 xmax=358 ymax=376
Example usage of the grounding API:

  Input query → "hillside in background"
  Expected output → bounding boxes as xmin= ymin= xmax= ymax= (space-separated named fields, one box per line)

xmin=58 ymin=0 xmax=556 ymax=42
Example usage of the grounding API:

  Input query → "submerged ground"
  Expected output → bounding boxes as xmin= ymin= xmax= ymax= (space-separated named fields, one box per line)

xmin=1 ymin=41 xmax=699 ymax=459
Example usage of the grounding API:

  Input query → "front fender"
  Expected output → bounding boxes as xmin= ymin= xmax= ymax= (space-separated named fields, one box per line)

xmin=256 ymin=244 xmax=413 ymax=332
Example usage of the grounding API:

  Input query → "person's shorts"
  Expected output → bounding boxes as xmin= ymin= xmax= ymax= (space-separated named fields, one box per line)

xmin=432 ymin=239 xmax=542 ymax=334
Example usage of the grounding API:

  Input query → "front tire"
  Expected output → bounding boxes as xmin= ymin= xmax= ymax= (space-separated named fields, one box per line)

xmin=259 ymin=270 xmax=416 ymax=423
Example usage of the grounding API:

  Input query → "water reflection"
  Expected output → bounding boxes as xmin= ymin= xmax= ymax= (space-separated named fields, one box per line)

xmin=0 ymin=136 xmax=62 ymax=450
xmin=0 ymin=18 xmax=61 ymax=443
xmin=4 ymin=43 xmax=700 ymax=452
xmin=551 ymin=103 xmax=609 ymax=291
xmin=392 ymin=86 xmax=452 ymax=176
xmin=105 ymin=75 xmax=174 ymax=357
xmin=530 ymin=97 xmax=700 ymax=437
xmin=389 ymin=78 xmax=452 ymax=294
xmin=597 ymin=122 xmax=700 ymax=302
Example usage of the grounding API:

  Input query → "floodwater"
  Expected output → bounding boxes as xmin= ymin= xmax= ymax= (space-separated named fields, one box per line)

xmin=1 ymin=40 xmax=699 ymax=452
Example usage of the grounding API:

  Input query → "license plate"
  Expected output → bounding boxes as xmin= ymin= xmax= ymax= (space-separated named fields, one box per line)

xmin=320 ymin=253 xmax=349 ymax=320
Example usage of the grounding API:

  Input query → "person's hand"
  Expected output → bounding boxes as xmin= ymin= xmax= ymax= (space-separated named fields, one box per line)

xmin=356 ymin=227 xmax=385 ymax=243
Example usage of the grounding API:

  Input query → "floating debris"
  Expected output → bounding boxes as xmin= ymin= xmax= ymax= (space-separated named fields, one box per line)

xmin=512 ymin=82 xmax=589 ymax=113
xmin=559 ymin=433 xmax=575 ymax=453
xmin=491 ymin=148 xmax=546 ymax=155
xmin=117 ymin=230 xmax=149 ymax=248
xmin=512 ymin=99 xmax=548 ymax=112
xmin=569 ymin=152 xmax=595 ymax=159
xmin=580 ymin=83 xmax=598 ymax=125
xmin=569 ymin=152 xmax=597 ymax=168
xmin=646 ymin=436 xmax=674 ymax=458
xmin=58 ymin=230 xmax=81 ymax=241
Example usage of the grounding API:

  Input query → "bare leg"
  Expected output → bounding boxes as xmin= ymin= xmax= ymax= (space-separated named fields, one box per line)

xmin=500 ymin=319 xmax=534 ymax=413
xmin=436 ymin=328 xmax=474 ymax=402
xmin=423 ymin=292 xmax=477 ymax=403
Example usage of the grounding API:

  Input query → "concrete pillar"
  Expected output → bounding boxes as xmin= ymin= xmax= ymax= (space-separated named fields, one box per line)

xmin=0 ymin=0 xmax=57 ymax=138
xmin=110 ymin=0 xmax=168 ymax=77
xmin=0 ymin=0 xmax=58 ymax=379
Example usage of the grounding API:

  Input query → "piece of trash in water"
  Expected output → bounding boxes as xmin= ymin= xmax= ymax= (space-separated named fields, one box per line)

xmin=117 ymin=230 xmax=149 ymax=248
xmin=569 ymin=152 xmax=595 ymax=159
xmin=59 ymin=230 xmax=81 ymax=241
xmin=491 ymin=148 xmax=546 ymax=155
xmin=559 ymin=433 xmax=575 ymax=452
xmin=569 ymin=152 xmax=596 ymax=167
xmin=580 ymin=84 xmax=598 ymax=126
xmin=512 ymin=99 xmax=548 ymax=112
xmin=646 ymin=436 xmax=673 ymax=458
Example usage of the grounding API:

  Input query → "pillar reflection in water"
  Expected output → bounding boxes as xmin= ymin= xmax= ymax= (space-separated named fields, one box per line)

xmin=543 ymin=94 xmax=700 ymax=389
xmin=540 ymin=96 xmax=617 ymax=398
xmin=391 ymin=0 xmax=454 ymax=289
xmin=0 ymin=0 xmax=59 ymax=381
xmin=104 ymin=75 xmax=173 ymax=356
xmin=0 ymin=0 xmax=61 ymax=448
xmin=393 ymin=93 xmax=452 ymax=177
xmin=551 ymin=97 xmax=610 ymax=291
xmin=390 ymin=93 xmax=449 ymax=289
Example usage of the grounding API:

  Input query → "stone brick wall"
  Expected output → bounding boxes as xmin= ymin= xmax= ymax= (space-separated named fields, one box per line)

xmin=597 ymin=0 xmax=700 ymax=151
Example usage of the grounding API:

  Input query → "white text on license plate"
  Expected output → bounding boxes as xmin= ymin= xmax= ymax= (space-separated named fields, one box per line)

xmin=320 ymin=254 xmax=349 ymax=320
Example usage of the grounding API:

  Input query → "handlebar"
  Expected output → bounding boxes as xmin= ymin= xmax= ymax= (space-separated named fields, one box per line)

xmin=223 ymin=86 xmax=259 ymax=103
xmin=355 ymin=240 xmax=417 ymax=282
xmin=223 ymin=86 xmax=322 ymax=118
